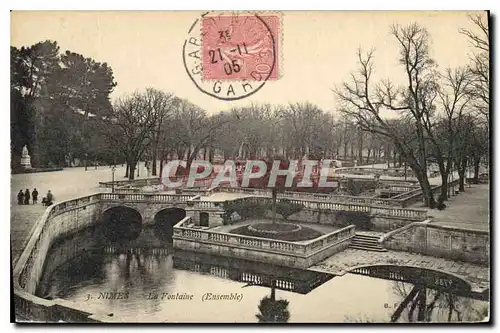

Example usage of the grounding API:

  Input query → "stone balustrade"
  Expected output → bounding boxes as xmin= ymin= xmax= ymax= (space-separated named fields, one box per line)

xmin=302 ymin=225 xmax=356 ymax=255
xmin=173 ymin=217 xmax=355 ymax=257
xmin=380 ymin=220 xmax=489 ymax=265
xmin=99 ymin=189 xmax=431 ymax=220
xmin=99 ymin=192 xmax=195 ymax=202
xmin=99 ymin=177 xmax=160 ymax=188
xmin=14 ymin=193 xmax=106 ymax=321
xmin=393 ymin=179 xmax=461 ymax=207
xmin=193 ymin=200 xmax=219 ymax=209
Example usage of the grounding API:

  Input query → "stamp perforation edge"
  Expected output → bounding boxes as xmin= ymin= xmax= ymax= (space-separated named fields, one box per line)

xmin=198 ymin=10 xmax=284 ymax=83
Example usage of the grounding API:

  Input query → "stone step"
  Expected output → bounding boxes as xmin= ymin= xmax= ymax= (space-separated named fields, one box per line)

xmin=352 ymin=235 xmax=380 ymax=241
xmin=349 ymin=244 xmax=388 ymax=252
xmin=352 ymin=237 xmax=380 ymax=244
xmin=349 ymin=234 xmax=387 ymax=252
xmin=354 ymin=234 xmax=381 ymax=241
xmin=350 ymin=239 xmax=380 ymax=246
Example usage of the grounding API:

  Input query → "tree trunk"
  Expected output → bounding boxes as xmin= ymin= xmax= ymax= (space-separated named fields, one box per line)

xmin=458 ymin=158 xmax=467 ymax=192
xmin=270 ymin=279 xmax=276 ymax=301
xmin=209 ymin=148 xmax=214 ymax=163
xmin=357 ymin=130 xmax=363 ymax=163
xmin=408 ymin=294 xmax=419 ymax=322
xmin=473 ymin=155 xmax=481 ymax=184
xmin=152 ymin=148 xmax=158 ymax=176
xmin=413 ymin=164 xmax=435 ymax=208
xmin=128 ymin=161 xmax=136 ymax=180
xmin=417 ymin=288 xmax=427 ymax=322
xmin=391 ymin=286 xmax=420 ymax=322
xmin=366 ymin=148 xmax=371 ymax=164
xmin=125 ymin=162 xmax=129 ymax=178
xmin=438 ymin=161 xmax=449 ymax=202
xmin=272 ymin=188 xmax=277 ymax=223
xmin=343 ymin=142 xmax=348 ymax=159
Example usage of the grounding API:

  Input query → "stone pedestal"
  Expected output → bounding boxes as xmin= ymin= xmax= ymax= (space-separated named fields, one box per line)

xmin=20 ymin=145 xmax=32 ymax=169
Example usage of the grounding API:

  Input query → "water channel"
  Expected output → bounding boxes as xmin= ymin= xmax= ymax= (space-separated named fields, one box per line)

xmin=35 ymin=222 xmax=489 ymax=323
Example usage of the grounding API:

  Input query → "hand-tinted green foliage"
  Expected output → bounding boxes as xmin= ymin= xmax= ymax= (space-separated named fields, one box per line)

xmin=275 ymin=199 xmax=304 ymax=220
xmin=255 ymin=296 xmax=290 ymax=323
xmin=223 ymin=198 xmax=271 ymax=223
xmin=11 ymin=40 xmax=117 ymax=169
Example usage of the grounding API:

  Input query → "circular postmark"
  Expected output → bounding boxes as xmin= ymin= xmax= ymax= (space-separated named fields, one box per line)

xmin=183 ymin=12 xmax=279 ymax=101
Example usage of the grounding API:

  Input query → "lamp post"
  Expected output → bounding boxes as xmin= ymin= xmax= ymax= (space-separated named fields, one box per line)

xmin=111 ymin=166 xmax=116 ymax=193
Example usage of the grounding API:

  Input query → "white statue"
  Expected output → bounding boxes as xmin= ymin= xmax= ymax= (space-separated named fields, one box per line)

xmin=20 ymin=145 xmax=32 ymax=169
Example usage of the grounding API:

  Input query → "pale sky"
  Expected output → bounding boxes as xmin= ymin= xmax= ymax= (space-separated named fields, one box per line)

xmin=11 ymin=11 xmax=486 ymax=115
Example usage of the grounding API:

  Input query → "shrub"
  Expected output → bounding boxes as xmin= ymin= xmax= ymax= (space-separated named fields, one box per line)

xmin=345 ymin=179 xmax=378 ymax=196
xmin=223 ymin=199 xmax=270 ymax=222
xmin=276 ymin=199 xmax=304 ymax=220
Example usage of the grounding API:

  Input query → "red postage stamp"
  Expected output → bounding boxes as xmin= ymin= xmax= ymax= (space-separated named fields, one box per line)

xmin=201 ymin=14 xmax=280 ymax=81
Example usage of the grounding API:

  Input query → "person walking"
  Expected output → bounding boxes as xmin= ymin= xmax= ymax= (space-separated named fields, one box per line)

xmin=46 ymin=190 xmax=54 ymax=206
xmin=32 ymin=188 xmax=39 ymax=204
xmin=24 ymin=189 xmax=30 ymax=205
xmin=17 ymin=190 xmax=24 ymax=205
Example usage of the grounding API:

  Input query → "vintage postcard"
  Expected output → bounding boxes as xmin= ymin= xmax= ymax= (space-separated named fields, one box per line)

xmin=11 ymin=10 xmax=490 ymax=323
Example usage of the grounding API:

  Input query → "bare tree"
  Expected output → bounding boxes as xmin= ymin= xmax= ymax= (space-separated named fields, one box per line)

xmin=169 ymin=98 xmax=229 ymax=172
xmin=334 ymin=24 xmax=438 ymax=207
xmin=280 ymin=102 xmax=323 ymax=158
xmin=433 ymin=68 xmax=473 ymax=195
xmin=107 ymin=91 xmax=161 ymax=179
xmin=460 ymin=13 xmax=489 ymax=124
xmin=334 ymin=23 xmax=479 ymax=207
xmin=143 ymin=88 xmax=174 ymax=176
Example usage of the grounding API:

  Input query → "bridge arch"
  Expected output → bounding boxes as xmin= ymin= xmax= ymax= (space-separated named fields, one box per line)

xmin=101 ymin=206 xmax=143 ymax=242
xmin=153 ymin=208 xmax=187 ymax=241
xmin=347 ymin=264 xmax=474 ymax=294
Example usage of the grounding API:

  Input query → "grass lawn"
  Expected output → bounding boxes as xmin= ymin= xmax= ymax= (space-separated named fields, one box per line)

xmin=229 ymin=222 xmax=323 ymax=242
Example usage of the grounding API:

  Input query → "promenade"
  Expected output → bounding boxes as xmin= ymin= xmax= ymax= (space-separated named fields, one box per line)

xmin=10 ymin=164 xmax=150 ymax=264
xmin=412 ymin=184 xmax=490 ymax=232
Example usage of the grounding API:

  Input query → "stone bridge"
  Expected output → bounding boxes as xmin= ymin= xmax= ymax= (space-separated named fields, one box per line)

xmin=98 ymin=192 xmax=226 ymax=228
xmin=100 ymin=198 xmax=189 ymax=225
xmin=309 ymin=248 xmax=489 ymax=296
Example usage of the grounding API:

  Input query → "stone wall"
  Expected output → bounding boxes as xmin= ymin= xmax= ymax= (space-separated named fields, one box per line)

xmin=36 ymin=224 xmax=106 ymax=298
xmin=100 ymin=201 xmax=188 ymax=225
xmin=280 ymin=208 xmax=417 ymax=232
xmin=381 ymin=221 xmax=489 ymax=265
xmin=13 ymin=195 xmax=103 ymax=322
xmin=17 ymin=199 xmax=101 ymax=295
xmin=173 ymin=237 xmax=351 ymax=270
xmin=185 ymin=207 xmax=225 ymax=227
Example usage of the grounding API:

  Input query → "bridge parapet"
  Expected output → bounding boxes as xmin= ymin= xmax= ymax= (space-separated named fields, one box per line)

xmin=173 ymin=216 xmax=355 ymax=268
xmin=13 ymin=193 xmax=106 ymax=321
xmin=380 ymin=221 xmax=489 ymax=265
xmin=100 ymin=192 xmax=195 ymax=202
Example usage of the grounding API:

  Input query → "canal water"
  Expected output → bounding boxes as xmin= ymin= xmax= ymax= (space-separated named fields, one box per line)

xmin=36 ymin=243 xmax=489 ymax=323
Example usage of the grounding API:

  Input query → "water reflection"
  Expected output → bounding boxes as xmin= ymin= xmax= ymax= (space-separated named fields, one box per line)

xmin=37 ymin=241 xmax=488 ymax=323
xmin=254 ymin=280 xmax=290 ymax=323
xmin=390 ymin=282 xmax=489 ymax=322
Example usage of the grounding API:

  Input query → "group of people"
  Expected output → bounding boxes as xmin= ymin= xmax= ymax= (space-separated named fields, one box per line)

xmin=17 ymin=188 xmax=54 ymax=206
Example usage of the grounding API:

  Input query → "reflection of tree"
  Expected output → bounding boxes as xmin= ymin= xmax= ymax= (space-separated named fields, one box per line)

xmin=390 ymin=281 xmax=488 ymax=323
xmin=255 ymin=279 xmax=290 ymax=323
